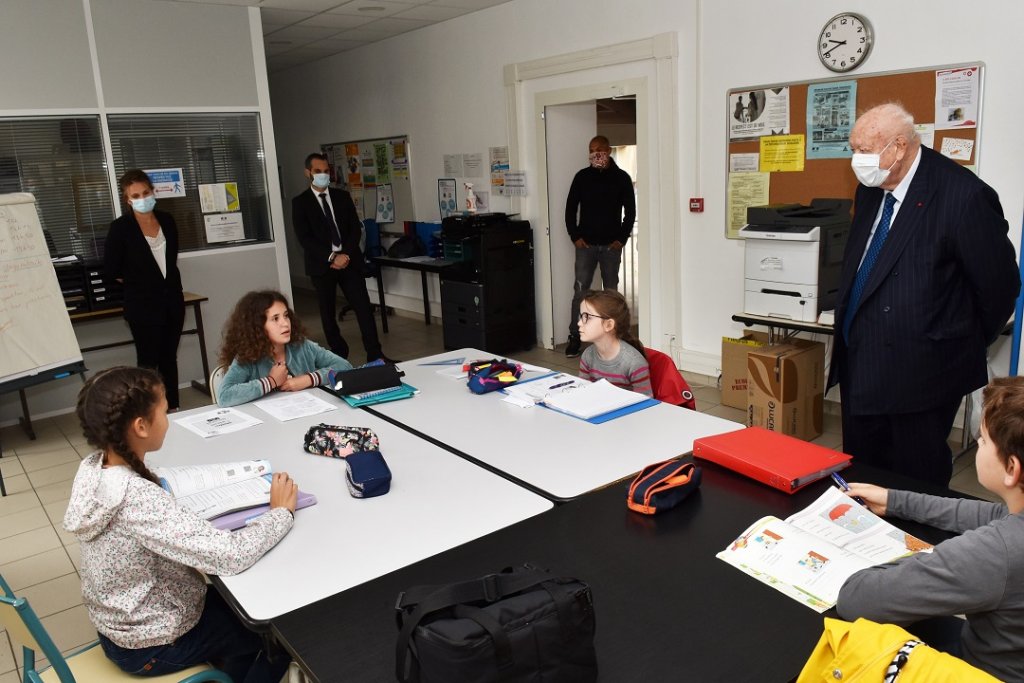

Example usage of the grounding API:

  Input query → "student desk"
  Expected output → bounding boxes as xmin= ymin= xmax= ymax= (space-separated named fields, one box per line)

xmin=370 ymin=256 xmax=457 ymax=327
xmin=272 ymin=461 xmax=960 ymax=683
xmin=151 ymin=395 xmax=552 ymax=625
xmin=370 ymin=349 xmax=743 ymax=501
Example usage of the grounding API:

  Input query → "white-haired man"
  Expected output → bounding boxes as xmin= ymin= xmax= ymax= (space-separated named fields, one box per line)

xmin=829 ymin=103 xmax=1019 ymax=485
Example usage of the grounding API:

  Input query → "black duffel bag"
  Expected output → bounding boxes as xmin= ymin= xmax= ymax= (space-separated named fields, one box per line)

xmin=394 ymin=565 xmax=597 ymax=682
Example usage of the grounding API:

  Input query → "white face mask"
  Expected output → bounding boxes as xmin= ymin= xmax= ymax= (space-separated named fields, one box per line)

xmin=311 ymin=172 xmax=330 ymax=188
xmin=850 ymin=138 xmax=897 ymax=187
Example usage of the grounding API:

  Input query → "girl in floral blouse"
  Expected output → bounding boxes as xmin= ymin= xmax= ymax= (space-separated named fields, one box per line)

xmin=64 ymin=366 xmax=296 ymax=682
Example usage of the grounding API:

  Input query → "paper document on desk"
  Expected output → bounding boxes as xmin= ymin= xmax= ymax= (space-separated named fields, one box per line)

xmin=717 ymin=487 xmax=932 ymax=612
xmin=253 ymin=391 xmax=337 ymax=421
xmin=174 ymin=407 xmax=262 ymax=438
xmin=533 ymin=378 xmax=647 ymax=419
xmin=502 ymin=373 xmax=585 ymax=407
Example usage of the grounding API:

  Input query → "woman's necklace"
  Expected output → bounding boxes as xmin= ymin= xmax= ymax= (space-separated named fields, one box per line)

xmin=272 ymin=345 xmax=286 ymax=366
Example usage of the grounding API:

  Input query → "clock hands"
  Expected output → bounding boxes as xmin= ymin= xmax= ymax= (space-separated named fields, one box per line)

xmin=822 ymin=39 xmax=847 ymax=59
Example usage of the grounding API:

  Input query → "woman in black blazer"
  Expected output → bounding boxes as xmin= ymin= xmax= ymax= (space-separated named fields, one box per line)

xmin=105 ymin=169 xmax=186 ymax=409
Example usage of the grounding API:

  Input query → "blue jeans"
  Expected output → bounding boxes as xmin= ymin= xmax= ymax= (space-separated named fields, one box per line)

xmin=569 ymin=244 xmax=622 ymax=339
xmin=98 ymin=587 xmax=289 ymax=683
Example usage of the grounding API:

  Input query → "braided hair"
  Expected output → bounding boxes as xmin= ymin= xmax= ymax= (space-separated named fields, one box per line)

xmin=76 ymin=367 xmax=164 ymax=485
xmin=581 ymin=289 xmax=645 ymax=357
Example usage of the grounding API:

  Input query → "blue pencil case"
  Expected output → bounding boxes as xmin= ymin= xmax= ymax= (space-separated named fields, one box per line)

xmin=345 ymin=450 xmax=392 ymax=498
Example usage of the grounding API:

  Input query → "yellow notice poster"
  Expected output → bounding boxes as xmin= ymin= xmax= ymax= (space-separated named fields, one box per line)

xmin=759 ymin=135 xmax=805 ymax=172
xmin=727 ymin=172 xmax=770 ymax=239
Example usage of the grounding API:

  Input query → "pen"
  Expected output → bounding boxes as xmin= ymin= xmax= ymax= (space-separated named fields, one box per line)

xmin=547 ymin=380 xmax=574 ymax=390
xmin=830 ymin=472 xmax=866 ymax=505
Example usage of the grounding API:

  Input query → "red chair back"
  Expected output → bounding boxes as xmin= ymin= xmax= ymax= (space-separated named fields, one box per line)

xmin=645 ymin=348 xmax=696 ymax=410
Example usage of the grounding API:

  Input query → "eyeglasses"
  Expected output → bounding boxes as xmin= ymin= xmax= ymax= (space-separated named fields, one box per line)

xmin=578 ymin=312 xmax=610 ymax=324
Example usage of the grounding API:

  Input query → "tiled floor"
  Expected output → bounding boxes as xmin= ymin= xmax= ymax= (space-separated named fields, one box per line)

xmin=0 ymin=289 xmax=992 ymax=681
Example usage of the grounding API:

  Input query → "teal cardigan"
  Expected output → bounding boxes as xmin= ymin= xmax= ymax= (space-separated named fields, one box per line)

xmin=217 ymin=340 xmax=353 ymax=407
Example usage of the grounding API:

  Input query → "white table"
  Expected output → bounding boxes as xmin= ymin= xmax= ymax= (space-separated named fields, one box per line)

xmin=153 ymin=392 xmax=552 ymax=623
xmin=374 ymin=349 xmax=744 ymax=500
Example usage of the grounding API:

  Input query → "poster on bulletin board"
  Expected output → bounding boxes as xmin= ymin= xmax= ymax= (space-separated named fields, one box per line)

xmin=320 ymin=135 xmax=415 ymax=234
xmin=724 ymin=62 xmax=984 ymax=238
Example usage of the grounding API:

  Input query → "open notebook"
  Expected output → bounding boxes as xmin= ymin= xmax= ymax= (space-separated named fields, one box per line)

xmin=541 ymin=379 xmax=650 ymax=420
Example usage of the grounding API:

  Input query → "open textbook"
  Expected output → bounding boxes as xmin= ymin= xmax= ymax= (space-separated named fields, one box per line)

xmin=152 ymin=460 xmax=316 ymax=529
xmin=717 ymin=486 xmax=932 ymax=612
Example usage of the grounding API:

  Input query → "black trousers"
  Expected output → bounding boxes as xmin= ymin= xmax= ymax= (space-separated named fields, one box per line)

xmin=840 ymin=397 xmax=962 ymax=487
xmin=127 ymin=305 xmax=185 ymax=409
xmin=310 ymin=266 xmax=382 ymax=361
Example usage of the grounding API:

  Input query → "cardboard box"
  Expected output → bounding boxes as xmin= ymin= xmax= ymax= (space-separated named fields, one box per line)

xmin=721 ymin=331 xmax=769 ymax=409
xmin=747 ymin=339 xmax=825 ymax=441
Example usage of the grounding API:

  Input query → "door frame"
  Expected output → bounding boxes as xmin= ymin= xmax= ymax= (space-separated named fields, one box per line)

xmin=503 ymin=33 xmax=679 ymax=352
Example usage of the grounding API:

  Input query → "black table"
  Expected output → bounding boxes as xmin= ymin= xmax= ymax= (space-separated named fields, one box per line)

xmin=731 ymin=311 xmax=834 ymax=344
xmin=370 ymin=256 xmax=457 ymax=328
xmin=271 ymin=461 xmax=956 ymax=682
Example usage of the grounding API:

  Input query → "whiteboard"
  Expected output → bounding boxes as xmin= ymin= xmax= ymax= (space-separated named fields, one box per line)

xmin=0 ymin=193 xmax=83 ymax=385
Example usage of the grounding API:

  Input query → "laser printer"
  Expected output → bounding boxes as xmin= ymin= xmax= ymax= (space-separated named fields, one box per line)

xmin=738 ymin=199 xmax=851 ymax=323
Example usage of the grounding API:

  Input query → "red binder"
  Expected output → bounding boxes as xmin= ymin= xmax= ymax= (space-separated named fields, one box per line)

xmin=692 ymin=426 xmax=851 ymax=494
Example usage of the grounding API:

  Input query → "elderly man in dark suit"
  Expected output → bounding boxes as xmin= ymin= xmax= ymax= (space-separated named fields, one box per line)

xmin=292 ymin=153 xmax=391 ymax=363
xmin=829 ymin=103 xmax=1019 ymax=485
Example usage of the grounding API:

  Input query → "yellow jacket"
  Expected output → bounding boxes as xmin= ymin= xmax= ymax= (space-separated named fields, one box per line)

xmin=798 ymin=618 xmax=1001 ymax=682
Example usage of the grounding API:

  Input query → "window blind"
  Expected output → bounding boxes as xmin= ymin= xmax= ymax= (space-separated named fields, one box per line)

xmin=107 ymin=113 xmax=273 ymax=251
xmin=0 ymin=116 xmax=114 ymax=260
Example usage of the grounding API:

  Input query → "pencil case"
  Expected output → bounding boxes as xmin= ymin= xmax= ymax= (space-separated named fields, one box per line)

xmin=626 ymin=459 xmax=702 ymax=515
xmin=303 ymin=424 xmax=380 ymax=458
xmin=345 ymin=450 xmax=392 ymax=498
xmin=466 ymin=359 xmax=523 ymax=394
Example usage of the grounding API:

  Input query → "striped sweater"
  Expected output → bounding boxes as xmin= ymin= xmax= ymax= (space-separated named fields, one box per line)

xmin=578 ymin=342 xmax=652 ymax=397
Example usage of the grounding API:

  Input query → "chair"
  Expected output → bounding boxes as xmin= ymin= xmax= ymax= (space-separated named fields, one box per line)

xmin=208 ymin=364 xmax=228 ymax=405
xmin=0 ymin=574 xmax=232 ymax=683
xmin=645 ymin=348 xmax=697 ymax=411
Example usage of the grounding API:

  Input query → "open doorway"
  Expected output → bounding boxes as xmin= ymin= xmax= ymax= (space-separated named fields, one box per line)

xmin=543 ymin=96 xmax=640 ymax=353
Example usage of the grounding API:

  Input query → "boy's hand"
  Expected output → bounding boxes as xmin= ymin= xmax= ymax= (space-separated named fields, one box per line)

xmin=846 ymin=482 xmax=889 ymax=516
xmin=269 ymin=472 xmax=298 ymax=513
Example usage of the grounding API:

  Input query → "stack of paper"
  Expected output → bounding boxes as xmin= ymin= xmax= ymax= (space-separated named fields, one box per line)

xmin=542 ymin=379 xmax=648 ymax=420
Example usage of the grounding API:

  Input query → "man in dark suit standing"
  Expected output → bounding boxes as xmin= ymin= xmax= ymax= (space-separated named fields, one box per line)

xmin=292 ymin=153 xmax=390 ymax=362
xmin=830 ymin=103 xmax=1019 ymax=485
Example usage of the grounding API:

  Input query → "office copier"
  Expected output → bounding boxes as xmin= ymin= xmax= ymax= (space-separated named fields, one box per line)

xmin=439 ymin=213 xmax=535 ymax=353
xmin=738 ymin=199 xmax=851 ymax=322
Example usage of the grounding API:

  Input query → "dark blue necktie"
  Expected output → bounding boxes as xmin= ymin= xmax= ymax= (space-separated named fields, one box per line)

xmin=319 ymin=192 xmax=343 ymax=247
xmin=842 ymin=192 xmax=896 ymax=340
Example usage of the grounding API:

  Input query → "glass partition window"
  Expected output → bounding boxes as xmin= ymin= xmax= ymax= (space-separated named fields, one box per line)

xmin=107 ymin=113 xmax=272 ymax=251
xmin=0 ymin=116 xmax=114 ymax=259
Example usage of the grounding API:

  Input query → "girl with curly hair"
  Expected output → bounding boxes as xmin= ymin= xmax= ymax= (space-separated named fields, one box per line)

xmin=217 ymin=290 xmax=352 ymax=406
xmin=64 ymin=366 xmax=297 ymax=681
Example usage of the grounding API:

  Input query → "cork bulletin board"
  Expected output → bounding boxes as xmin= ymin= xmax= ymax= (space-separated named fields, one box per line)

xmin=725 ymin=63 xmax=984 ymax=238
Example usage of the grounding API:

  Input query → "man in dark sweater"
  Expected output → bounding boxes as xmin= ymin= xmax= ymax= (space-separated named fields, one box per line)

xmin=564 ymin=135 xmax=636 ymax=357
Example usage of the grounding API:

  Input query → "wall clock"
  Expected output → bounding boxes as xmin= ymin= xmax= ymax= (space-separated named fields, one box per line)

xmin=818 ymin=12 xmax=873 ymax=73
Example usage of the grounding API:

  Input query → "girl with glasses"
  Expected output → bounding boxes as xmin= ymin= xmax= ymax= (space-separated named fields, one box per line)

xmin=576 ymin=290 xmax=652 ymax=397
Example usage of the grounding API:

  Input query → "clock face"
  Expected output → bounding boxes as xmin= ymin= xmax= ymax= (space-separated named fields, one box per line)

xmin=818 ymin=13 xmax=873 ymax=72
